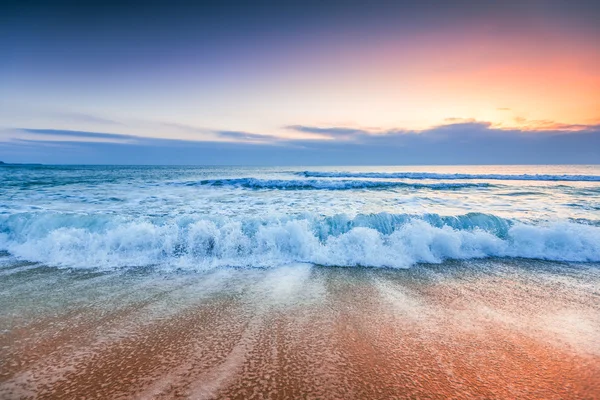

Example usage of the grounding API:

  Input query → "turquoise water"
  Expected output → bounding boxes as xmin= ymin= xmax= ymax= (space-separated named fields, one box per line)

xmin=1 ymin=164 xmax=599 ymax=270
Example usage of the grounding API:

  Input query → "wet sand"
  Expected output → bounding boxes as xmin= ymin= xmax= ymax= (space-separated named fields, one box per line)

xmin=1 ymin=260 xmax=599 ymax=399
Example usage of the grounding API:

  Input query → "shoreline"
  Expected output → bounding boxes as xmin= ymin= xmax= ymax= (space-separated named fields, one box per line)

xmin=1 ymin=261 xmax=599 ymax=398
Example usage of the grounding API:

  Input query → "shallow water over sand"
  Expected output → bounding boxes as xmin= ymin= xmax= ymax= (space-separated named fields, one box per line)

xmin=1 ymin=259 xmax=599 ymax=399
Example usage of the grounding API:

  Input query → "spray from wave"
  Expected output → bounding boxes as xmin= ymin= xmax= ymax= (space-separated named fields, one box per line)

xmin=1 ymin=212 xmax=599 ymax=270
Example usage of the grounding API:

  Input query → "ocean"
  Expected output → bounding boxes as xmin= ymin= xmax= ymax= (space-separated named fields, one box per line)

xmin=1 ymin=164 xmax=600 ymax=270
xmin=1 ymin=164 xmax=599 ymax=398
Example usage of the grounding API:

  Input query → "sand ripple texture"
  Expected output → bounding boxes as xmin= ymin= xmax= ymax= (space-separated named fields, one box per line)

xmin=1 ymin=260 xmax=599 ymax=399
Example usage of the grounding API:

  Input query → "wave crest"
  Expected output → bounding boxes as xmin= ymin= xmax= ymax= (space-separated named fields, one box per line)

xmin=298 ymin=171 xmax=600 ymax=182
xmin=1 ymin=212 xmax=599 ymax=270
xmin=186 ymin=178 xmax=490 ymax=190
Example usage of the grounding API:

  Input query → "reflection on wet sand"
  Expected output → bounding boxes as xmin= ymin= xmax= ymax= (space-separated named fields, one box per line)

xmin=1 ymin=261 xmax=599 ymax=399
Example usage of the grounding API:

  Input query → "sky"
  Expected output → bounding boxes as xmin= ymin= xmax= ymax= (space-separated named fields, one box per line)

xmin=1 ymin=0 xmax=599 ymax=164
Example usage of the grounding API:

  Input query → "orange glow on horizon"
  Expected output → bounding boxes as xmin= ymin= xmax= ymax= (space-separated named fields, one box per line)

xmin=234 ymin=26 xmax=600 ymax=135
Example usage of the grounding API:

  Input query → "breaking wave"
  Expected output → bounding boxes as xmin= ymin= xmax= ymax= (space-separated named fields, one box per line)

xmin=185 ymin=178 xmax=491 ymax=190
xmin=298 ymin=171 xmax=600 ymax=182
xmin=1 ymin=212 xmax=599 ymax=270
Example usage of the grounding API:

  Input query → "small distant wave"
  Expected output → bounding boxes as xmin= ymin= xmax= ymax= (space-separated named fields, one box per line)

xmin=1 ymin=212 xmax=599 ymax=270
xmin=298 ymin=171 xmax=600 ymax=182
xmin=185 ymin=178 xmax=491 ymax=190
xmin=500 ymin=191 xmax=545 ymax=197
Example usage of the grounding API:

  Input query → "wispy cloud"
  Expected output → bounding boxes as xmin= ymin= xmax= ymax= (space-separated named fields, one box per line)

xmin=160 ymin=122 xmax=208 ymax=134
xmin=443 ymin=117 xmax=478 ymax=123
xmin=215 ymin=130 xmax=281 ymax=142
xmin=0 ymin=103 xmax=123 ymax=127
xmin=285 ymin=125 xmax=368 ymax=139
xmin=512 ymin=117 xmax=598 ymax=132
xmin=55 ymin=112 xmax=122 ymax=125
xmin=3 ymin=121 xmax=599 ymax=165
xmin=18 ymin=128 xmax=138 ymax=142
xmin=161 ymin=122 xmax=282 ymax=143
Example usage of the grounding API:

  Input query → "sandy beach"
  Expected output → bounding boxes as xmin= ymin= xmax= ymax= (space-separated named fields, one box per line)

xmin=1 ymin=260 xmax=598 ymax=399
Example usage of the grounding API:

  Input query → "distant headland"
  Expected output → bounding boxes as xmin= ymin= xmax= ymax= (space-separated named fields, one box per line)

xmin=0 ymin=161 xmax=43 ymax=166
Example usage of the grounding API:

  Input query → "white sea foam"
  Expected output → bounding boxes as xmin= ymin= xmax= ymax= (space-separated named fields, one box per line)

xmin=299 ymin=171 xmax=600 ymax=182
xmin=1 ymin=212 xmax=599 ymax=270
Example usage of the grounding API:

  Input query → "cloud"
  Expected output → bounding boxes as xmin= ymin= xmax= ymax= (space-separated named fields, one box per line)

xmin=512 ymin=117 xmax=598 ymax=132
xmin=0 ymin=103 xmax=122 ymax=126
xmin=18 ymin=128 xmax=139 ymax=142
xmin=285 ymin=121 xmax=498 ymax=141
xmin=443 ymin=117 xmax=478 ymax=123
xmin=160 ymin=122 xmax=208 ymax=134
xmin=56 ymin=112 xmax=122 ymax=125
xmin=285 ymin=125 xmax=368 ymax=139
xmin=161 ymin=122 xmax=281 ymax=143
xmin=215 ymin=130 xmax=282 ymax=142
xmin=497 ymin=108 xmax=511 ymax=111
xmin=2 ymin=122 xmax=599 ymax=165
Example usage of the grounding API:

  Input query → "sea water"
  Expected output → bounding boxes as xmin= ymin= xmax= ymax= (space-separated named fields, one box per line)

xmin=1 ymin=164 xmax=599 ymax=270
xmin=1 ymin=165 xmax=600 ymax=398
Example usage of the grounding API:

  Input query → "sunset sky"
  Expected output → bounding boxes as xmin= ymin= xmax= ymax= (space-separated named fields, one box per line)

xmin=1 ymin=0 xmax=599 ymax=164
